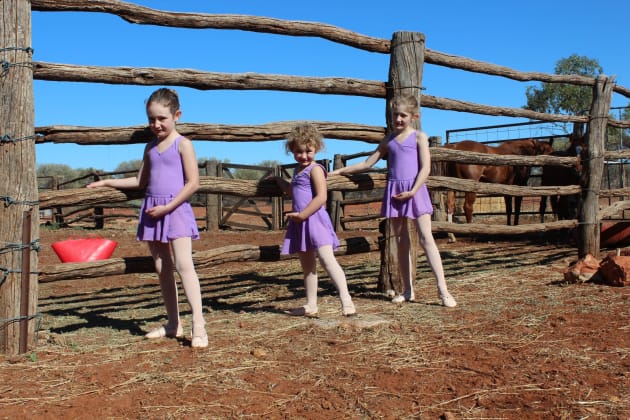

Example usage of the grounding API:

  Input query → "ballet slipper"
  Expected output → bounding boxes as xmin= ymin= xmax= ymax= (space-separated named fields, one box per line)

xmin=145 ymin=324 xmax=183 ymax=339
xmin=391 ymin=290 xmax=415 ymax=304
xmin=285 ymin=306 xmax=319 ymax=318
xmin=439 ymin=293 xmax=457 ymax=308
xmin=191 ymin=324 xmax=208 ymax=348
xmin=341 ymin=301 xmax=357 ymax=317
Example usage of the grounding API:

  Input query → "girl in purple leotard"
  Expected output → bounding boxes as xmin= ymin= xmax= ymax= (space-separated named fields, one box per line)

xmin=268 ymin=123 xmax=356 ymax=317
xmin=87 ymin=88 xmax=208 ymax=347
xmin=331 ymin=94 xmax=457 ymax=308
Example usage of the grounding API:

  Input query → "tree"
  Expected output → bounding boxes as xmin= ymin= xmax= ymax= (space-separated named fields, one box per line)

xmin=114 ymin=160 xmax=143 ymax=176
xmin=524 ymin=54 xmax=603 ymax=117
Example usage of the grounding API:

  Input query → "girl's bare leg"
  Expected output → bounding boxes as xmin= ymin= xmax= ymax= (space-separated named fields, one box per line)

xmin=414 ymin=214 xmax=457 ymax=307
xmin=146 ymin=241 xmax=182 ymax=338
xmin=291 ymin=250 xmax=319 ymax=315
xmin=171 ymin=237 xmax=207 ymax=347
xmin=316 ymin=245 xmax=356 ymax=316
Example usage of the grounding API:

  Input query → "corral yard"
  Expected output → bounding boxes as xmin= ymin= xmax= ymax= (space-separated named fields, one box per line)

xmin=1 ymin=222 xmax=628 ymax=419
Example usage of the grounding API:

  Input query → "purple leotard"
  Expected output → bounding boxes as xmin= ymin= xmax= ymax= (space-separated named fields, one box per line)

xmin=137 ymin=136 xmax=200 ymax=243
xmin=381 ymin=130 xmax=434 ymax=218
xmin=281 ymin=163 xmax=340 ymax=254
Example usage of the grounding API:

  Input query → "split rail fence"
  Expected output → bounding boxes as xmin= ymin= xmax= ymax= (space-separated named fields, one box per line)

xmin=2 ymin=0 xmax=630 ymax=354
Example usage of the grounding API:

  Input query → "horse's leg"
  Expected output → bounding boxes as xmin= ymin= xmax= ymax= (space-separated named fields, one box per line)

xmin=539 ymin=195 xmax=548 ymax=223
xmin=514 ymin=196 xmax=523 ymax=225
xmin=550 ymin=195 xmax=560 ymax=221
xmin=504 ymin=195 xmax=513 ymax=226
xmin=464 ymin=192 xmax=476 ymax=223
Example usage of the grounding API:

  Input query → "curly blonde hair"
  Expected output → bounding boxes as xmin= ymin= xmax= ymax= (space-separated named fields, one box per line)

xmin=285 ymin=123 xmax=324 ymax=154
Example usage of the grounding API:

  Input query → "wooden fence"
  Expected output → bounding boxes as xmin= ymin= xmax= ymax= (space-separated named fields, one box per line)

xmin=2 ymin=0 xmax=630 ymax=355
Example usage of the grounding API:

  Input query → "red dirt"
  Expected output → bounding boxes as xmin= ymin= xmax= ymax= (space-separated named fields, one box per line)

xmin=1 ymin=221 xmax=629 ymax=419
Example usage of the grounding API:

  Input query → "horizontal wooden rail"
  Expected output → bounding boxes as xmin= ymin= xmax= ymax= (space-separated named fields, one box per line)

xmin=35 ymin=122 xmax=386 ymax=145
xmin=39 ymin=236 xmax=380 ymax=282
xmin=39 ymin=173 xmax=583 ymax=209
xmin=33 ymin=62 xmax=386 ymax=98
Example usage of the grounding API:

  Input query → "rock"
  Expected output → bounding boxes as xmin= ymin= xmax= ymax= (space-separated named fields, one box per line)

xmin=563 ymin=254 xmax=600 ymax=283
xmin=597 ymin=255 xmax=630 ymax=287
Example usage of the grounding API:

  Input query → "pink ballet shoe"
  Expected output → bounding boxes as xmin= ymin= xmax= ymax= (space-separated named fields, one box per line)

xmin=145 ymin=324 xmax=183 ymax=339
xmin=440 ymin=293 xmax=457 ymax=308
xmin=285 ymin=306 xmax=319 ymax=318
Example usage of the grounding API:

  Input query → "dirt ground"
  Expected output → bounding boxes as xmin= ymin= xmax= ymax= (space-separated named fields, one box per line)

xmin=1 ymin=217 xmax=629 ymax=419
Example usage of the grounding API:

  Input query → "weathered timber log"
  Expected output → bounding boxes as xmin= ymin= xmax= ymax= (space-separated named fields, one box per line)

xmin=600 ymin=189 xmax=630 ymax=198
xmin=603 ymin=150 xmax=630 ymax=160
xmin=1 ymin=0 xmax=38 ymax=355
xmin=39 ymin=236 xmax=380 ymax=283
xmin=32 ymin=62 xmax=626 ymax=127
xmin=599 ymin=201 xmax=630 ymax=219
xmin=420 ymin=94 xmax=588 ymax=124
xmin=431 ymin=148 xmax=579 ymax=167
xmin=433 ymin=220 xmax=577 ymax=235
xmin=39 ymin=174 xmax=582 ymax=208
xmin=32 ymin=61 xmax=593 ymax=125
xmin=580 ymin=75 xmax=614 ymax=258
xmin=31 ymin=0 xmax=389 ymax=53
xmin=33 ymin=62 xmax=386 ymax=98
xmin=35 ymin=122 xmax=385 ymax=145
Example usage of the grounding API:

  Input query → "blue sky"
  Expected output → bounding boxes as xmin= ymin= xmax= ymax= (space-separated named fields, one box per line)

xmin=33 ymin=1 xmax=630 ymax=171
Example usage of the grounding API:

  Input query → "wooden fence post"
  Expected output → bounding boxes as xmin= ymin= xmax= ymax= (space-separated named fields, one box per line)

xmin=93 ymin=173 xmax=104 ymax=229
xmin=378 ymin=31 xmax=425 ymax=295
xmin=272 ymin=165 xmax=282 ymax=230
xmin=330 ymin=154 xmax=344 ymax=231
xmin=0 ymin=0 xmax=39 ymax=355
xmin=205 ymin=161 xmax=219 ymax=231
xmin=579 ymin=75 xmax=614 ymax=258
xmin=429 ymin=135 xmax=447 ymax=223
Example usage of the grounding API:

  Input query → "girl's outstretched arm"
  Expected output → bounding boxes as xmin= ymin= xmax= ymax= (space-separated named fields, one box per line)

xmin=330 ymin=138 xmax=387 ymax=176
xmin=86 ymin=144 xmax=150 ymax=190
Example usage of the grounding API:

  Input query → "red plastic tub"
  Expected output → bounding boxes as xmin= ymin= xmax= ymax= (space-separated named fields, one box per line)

xmin=51 ymin=237 xmax=118 ymax=263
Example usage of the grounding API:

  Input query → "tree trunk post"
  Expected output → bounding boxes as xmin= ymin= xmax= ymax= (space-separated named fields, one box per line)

xmin=579 ymin=75 xmax=614 ymax=258
xmin=272 ymin=165 xmax=282 ymax=231
xmin=378 ymin=31 xmax=425 ymax=295
xmin=330 ymin=154 xmax=344 ymax=231
xmin=205 ymin=160 xmax=219 ymax=231
xmin=0 ymin=0 xmax=39 ymax=355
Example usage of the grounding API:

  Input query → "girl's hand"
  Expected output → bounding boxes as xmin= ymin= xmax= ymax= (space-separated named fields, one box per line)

xmin=285 ymin=211 xmax=304 ymax=222
xmin=145 ymin=205 xmax=168 ymax=219
xmin=392 ymin=191 xmax=413 ymax=201
xmin=86 ymin=180 xmax=105 ymax=189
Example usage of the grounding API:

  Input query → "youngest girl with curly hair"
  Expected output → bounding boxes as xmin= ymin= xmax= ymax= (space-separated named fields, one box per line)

xmin=268 ymin=123 xmax=356 ymax=317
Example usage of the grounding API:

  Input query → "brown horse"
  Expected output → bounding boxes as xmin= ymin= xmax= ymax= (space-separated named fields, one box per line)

xmin=445 ymin=139 xmax=554 ymax=226
xmin=539 ymin=132 xmax=586 ymax=222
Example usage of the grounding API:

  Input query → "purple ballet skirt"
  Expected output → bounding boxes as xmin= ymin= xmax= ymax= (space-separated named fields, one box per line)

xmin=381 ymin=130 xmax=434 ymax=219
xmin=137 ymin=136 xmax=200 ymax=243
xmin=281 ymin=163 xmax=340 ymax=255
